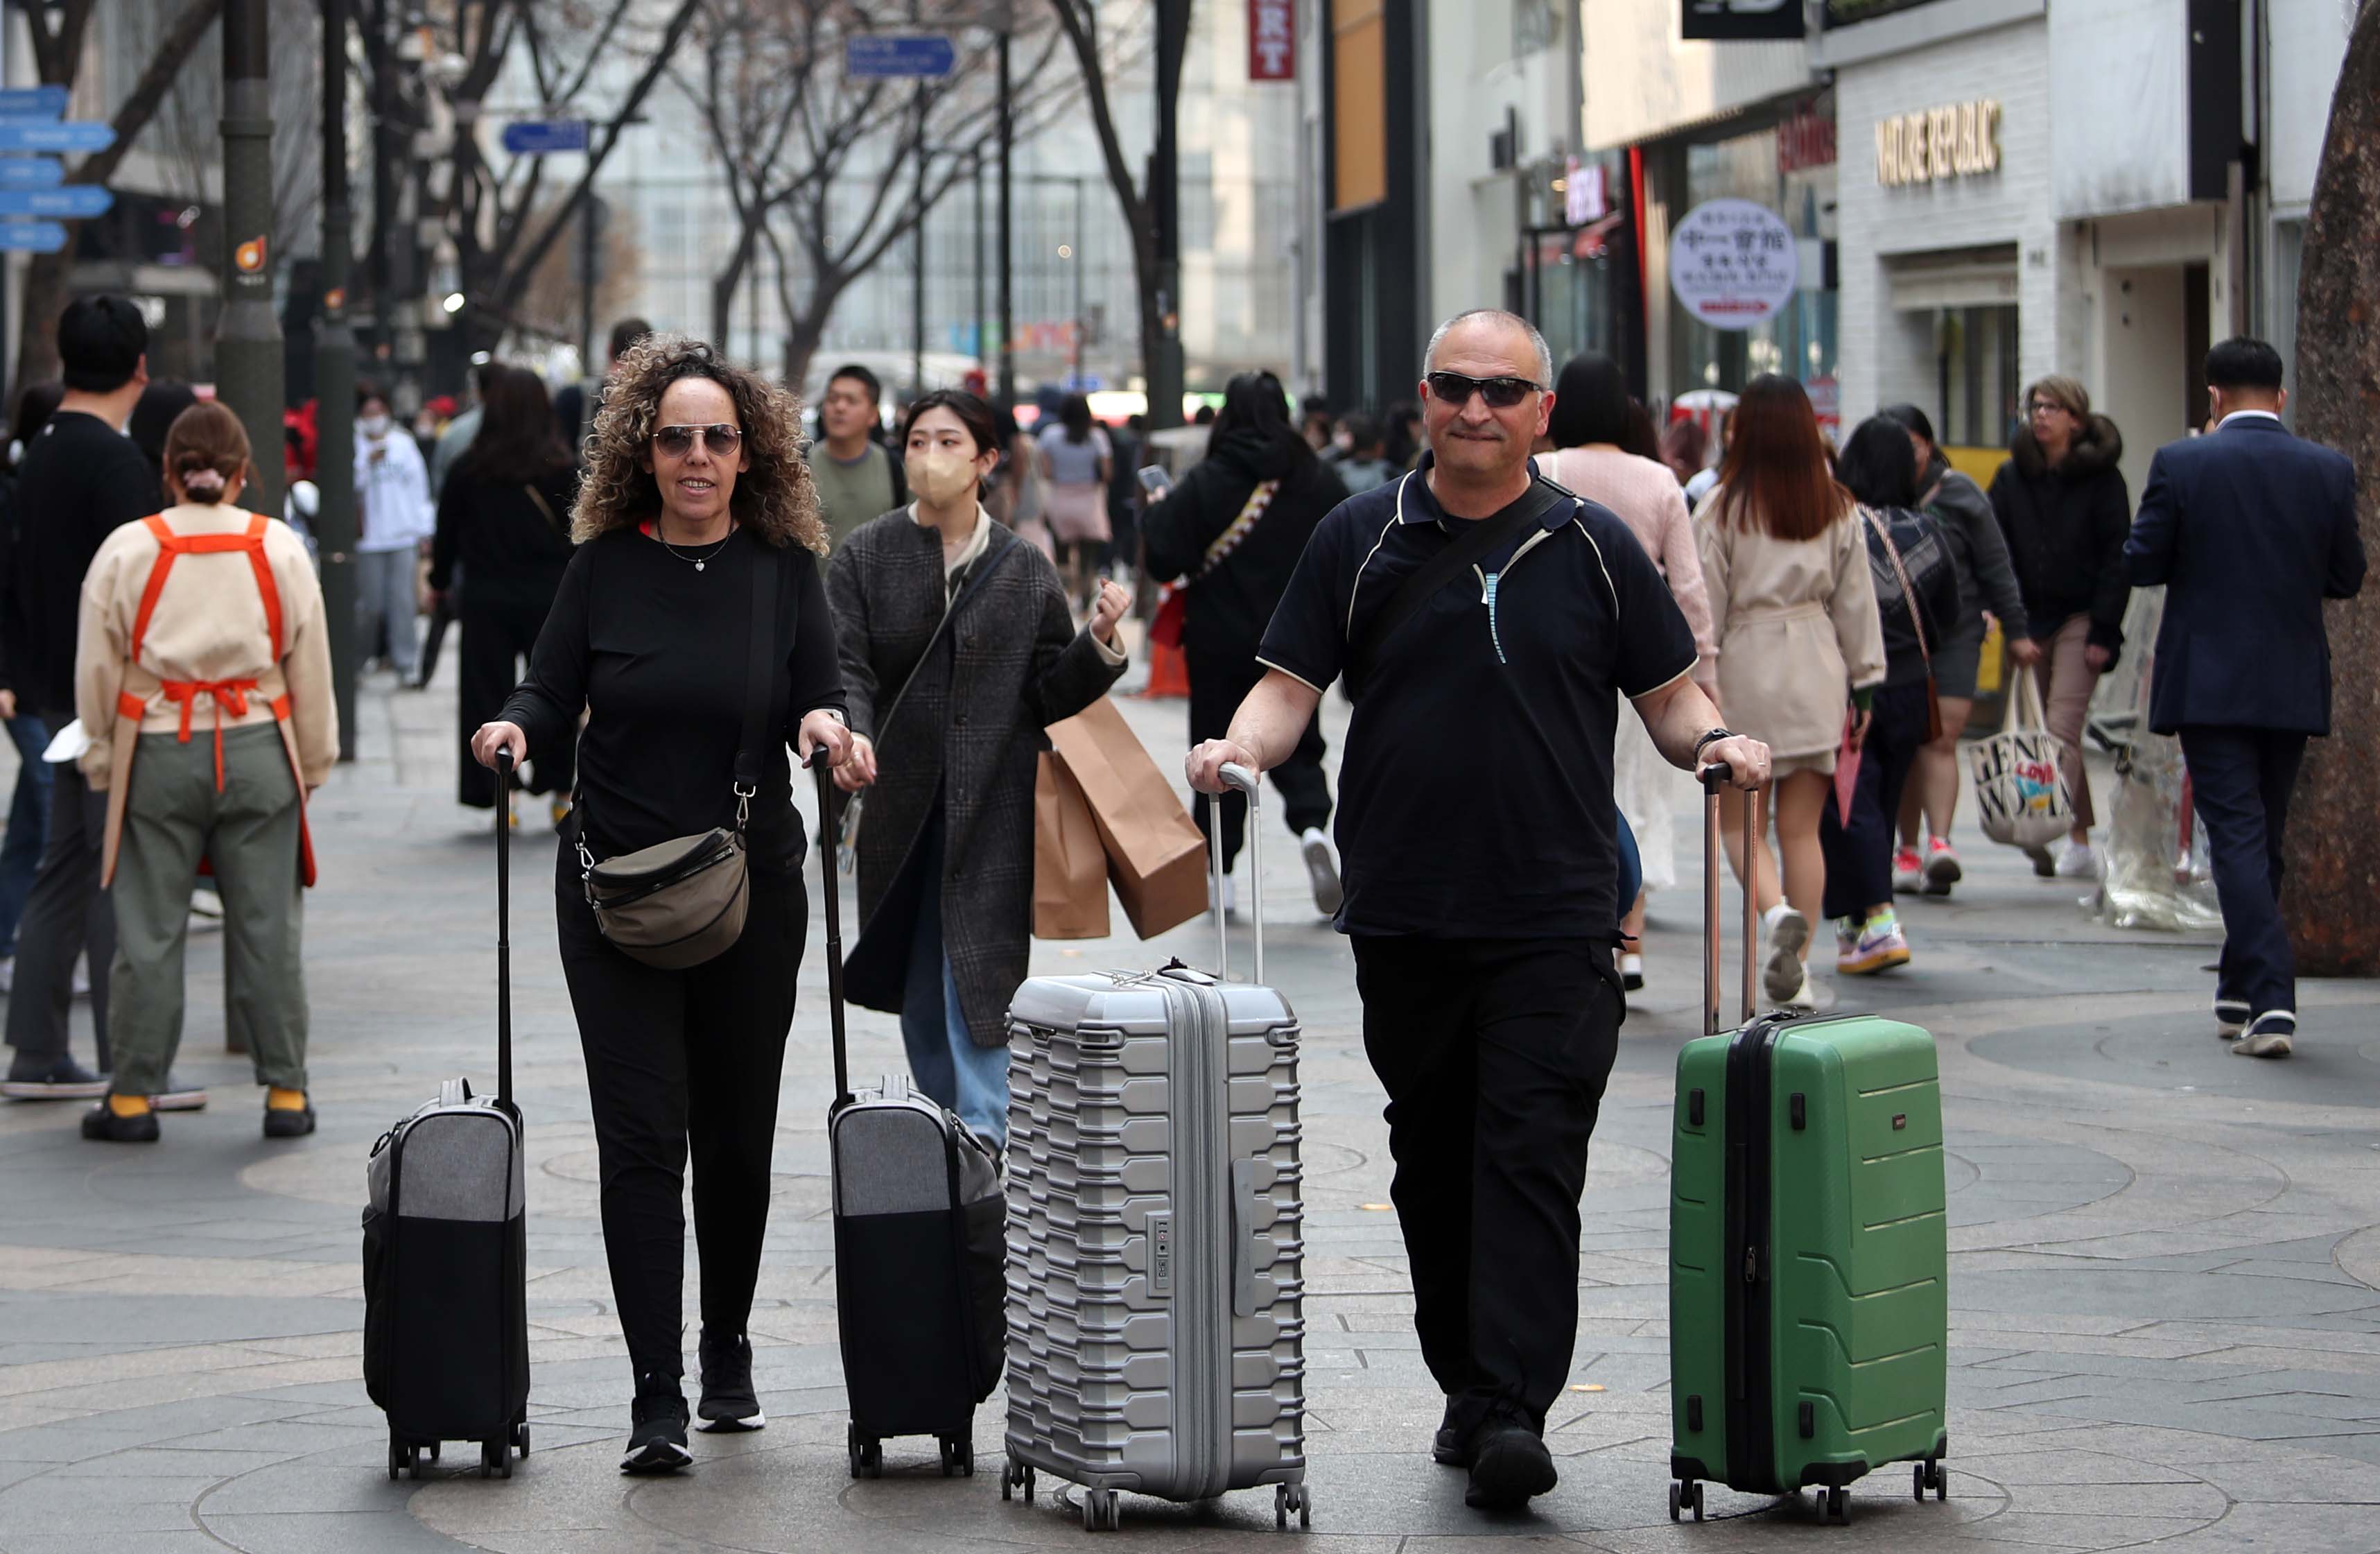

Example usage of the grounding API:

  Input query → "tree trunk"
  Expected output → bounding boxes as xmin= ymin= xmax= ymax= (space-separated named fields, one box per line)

xmin=2281 ymin=0 xmax=2380 ymax=974
xmin=711 ymin=222 xmax=756 ymax=354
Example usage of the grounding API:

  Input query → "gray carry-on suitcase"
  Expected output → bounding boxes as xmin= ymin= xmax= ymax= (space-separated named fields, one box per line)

xmin=814 ymin=753 xmax=1008 ymax=1479
xmin=364 ymin=750 xmax=530 ymax=1481
xmin=1000 ymin=761 xmax=1312 ymax=1533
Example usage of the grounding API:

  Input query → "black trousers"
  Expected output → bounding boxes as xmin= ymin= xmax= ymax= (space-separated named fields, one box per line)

xmin=1350 ymin=935 xmax=1622 ymax=1434
xmin=2178 ymin=726 xmax=2307 ymax=1017
xmin=1188 ymin=645 xmax=1331 ymax=872
xmin=4 ymin=729 xmax=113 ymax=1071
xmin=557 ymin=854 xmax=806 ymax=1384
xmin=1818 ymin=681 xmax=1931 ymax=922
xmin=460 ymin=595 xmax=575 ymax=807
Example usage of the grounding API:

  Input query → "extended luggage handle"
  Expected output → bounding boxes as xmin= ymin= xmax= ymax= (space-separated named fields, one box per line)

xmin=495 ymin=749 xmax=514 ymax=1112
xmin=1699 ymin=762 xmax=1762 ymax=1037
xmin=809 ymin=748 xmax=851 ymax=1108
xmin=1211 ymin=763 xmax=1263 ymax=986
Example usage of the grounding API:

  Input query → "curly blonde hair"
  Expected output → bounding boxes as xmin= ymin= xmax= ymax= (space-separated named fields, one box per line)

xmin=570 ymin=334 xmax=828 ymax=554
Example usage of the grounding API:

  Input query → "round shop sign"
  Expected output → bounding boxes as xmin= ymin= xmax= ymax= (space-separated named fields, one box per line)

xmin=1669 ymin=198 xmax=1798 ymax=330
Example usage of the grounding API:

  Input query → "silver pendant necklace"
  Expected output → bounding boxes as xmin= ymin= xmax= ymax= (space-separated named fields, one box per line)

xmin=659 ymin=526 xmax=732 ymax=571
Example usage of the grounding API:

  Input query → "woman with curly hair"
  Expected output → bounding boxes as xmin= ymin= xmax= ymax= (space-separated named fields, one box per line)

xmin=827 ymin=390 xmax=1127 ymax=1147
xmin=472 ymin=336 xmax=854 ymax=1473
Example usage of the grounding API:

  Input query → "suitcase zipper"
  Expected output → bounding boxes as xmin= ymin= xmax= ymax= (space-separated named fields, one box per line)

xmin=1169 ymin=978 xmax=1230 ymax=1500
xmin=1721 ymin=1018 xmax=1782 ymax=1494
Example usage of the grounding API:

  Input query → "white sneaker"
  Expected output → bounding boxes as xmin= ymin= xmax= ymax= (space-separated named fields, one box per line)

xmin=2231 ymin=1012 xmax=2295 ymax=1058
xmin=1208 ymin=872 xmax=1237 ymax=920
xmin=2214 ymin=999 xmax=2249 ymax=1040
xmin=1762 ymin=907 xmax=1810 ymax=1005
xmin=1300 ymin=827 xmax=1343 ymax=915
xmin=71 ymin=962 xmax=89 ymax=999
xmin=2054 ymin=841 xmax=2100 ymax=879
xmin=1619 ymin=952 xmax=1644 ymax=992
xmin=1782 ymin=969 xmax=1819 ymax=1012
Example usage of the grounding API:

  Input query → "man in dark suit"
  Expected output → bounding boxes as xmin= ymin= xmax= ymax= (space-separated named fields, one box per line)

xmin=2126 ymin=337 xmax=2365 ymax=1058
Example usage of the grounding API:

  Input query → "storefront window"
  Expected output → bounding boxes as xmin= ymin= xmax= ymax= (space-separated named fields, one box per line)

xmin=1674 ymin=119 xmax=1838 ymax=405
xmin=1938 ymin=304 xmax=2020 ymax=449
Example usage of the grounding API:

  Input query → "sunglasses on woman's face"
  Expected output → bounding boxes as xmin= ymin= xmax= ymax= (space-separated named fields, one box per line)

xmin=652 ymin=423 xmax=743 ymax=457
xmin=1425 ymin=370 xmax=1543 ymax=410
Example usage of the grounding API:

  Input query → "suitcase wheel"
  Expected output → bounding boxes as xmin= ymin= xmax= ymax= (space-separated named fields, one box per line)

xmin=1669 ymin=1480 xmax=1703 ymax=1523
xmin=480 ymin=1439 xmax=512 ymax=1480
xmin=1082 ymin=1486 xmax=1120 ymax=1532
xmin=1002 ymin=1454 xmax=1034 ymax=1503
xmin=846 ymin=1425 xmax=882 ymax=1480
xmin=1822 ymin=1485 xmax=1850 ymax=1524
xmin=512 ymin=1420 xmax=531 ymax=1459
xmin=1274 ymin=1482 xmax=1312 ymax=1530
xmin=1919 ymin=1459 xmax=1947 ymax=1501
xmin=938 ymin=1436 xmax=973 ymax=1477
xmin=426 ymin=1442 xmax=440 ymax=1464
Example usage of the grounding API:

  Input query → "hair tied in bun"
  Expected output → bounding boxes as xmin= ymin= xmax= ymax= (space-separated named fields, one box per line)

xmin=181 ymin=466 xmax=227 ymax=497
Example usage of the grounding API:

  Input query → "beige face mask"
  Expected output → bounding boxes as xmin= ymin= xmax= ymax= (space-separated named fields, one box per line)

xmin=905 ymin=446 xmax=982 ymax=508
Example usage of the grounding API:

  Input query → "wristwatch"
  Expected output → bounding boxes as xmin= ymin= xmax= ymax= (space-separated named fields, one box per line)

xmin=1692 ymin=727 xmax=1737 ymax=762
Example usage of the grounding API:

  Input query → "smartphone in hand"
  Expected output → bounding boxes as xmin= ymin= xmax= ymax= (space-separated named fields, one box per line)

xmin=1136 ymin=465 xmax=1171 ymax=497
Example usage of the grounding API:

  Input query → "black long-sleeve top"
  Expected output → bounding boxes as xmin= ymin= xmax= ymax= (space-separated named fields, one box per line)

xmin=500 ymin=525 xmax=846 ymax=875
xmin=8 ymin=411 xmax=162 ymax=711
xmin=428 ymin=465 xmax=577 ymax=606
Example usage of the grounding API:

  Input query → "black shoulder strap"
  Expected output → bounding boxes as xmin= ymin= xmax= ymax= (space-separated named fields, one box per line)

xmin=1346 ymin=474 xmax=1575 ymax=697
xmin=733 ymin=542 xmax=781 ymax=788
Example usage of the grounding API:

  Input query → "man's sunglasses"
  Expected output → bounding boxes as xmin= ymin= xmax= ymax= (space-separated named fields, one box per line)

xmin=1425 ymin=370 xmax=1543 ymax=409
xmin=652 ymin=423 xmax=744 ymax=457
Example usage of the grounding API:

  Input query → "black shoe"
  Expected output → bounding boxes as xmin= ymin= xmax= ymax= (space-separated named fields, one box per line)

xmin=1432 ymin=1398 xmax=1475 ymax=1467
xmin=263 ymin=1102 xmax=317 ymax=1139
xmin=621 ymin=1376 xmax=693 ymax=1473
xmin=697 ymin=1329 xmax=764 ymax=1432
xmin=1465 ymin=1420 xmax=1557 ymax=1510
xmin=3 ymin=1056 xmax=108 ymax=1101
xmin=80 ymin=1101 xmax=160 ymax=1143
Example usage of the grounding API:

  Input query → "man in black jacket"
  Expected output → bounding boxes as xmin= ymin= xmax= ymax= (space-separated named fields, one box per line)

xmin=2126 ymin=338 xmax=2363 ymax=1059
xmin=1 ymin=297 xmax=158 ymax=1100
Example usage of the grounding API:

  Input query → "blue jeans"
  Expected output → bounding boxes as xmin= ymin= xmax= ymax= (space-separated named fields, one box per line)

xmin=898 ymin=825 xmax=1011 ymax=1148
xmin=0 ymin=713 xmax=53 ymax=958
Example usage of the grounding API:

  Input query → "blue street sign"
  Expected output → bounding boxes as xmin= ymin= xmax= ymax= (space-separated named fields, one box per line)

xmin=501 ymin=119 xmax=589 ymax=155
xmin=0 ymin=221 xmax=69 ymax=253
xmin=0 ymin=186 xmax=110 ymax=218
xmin=0 ymin=86 xmax=68 ymax=119
xmin=0 ymin=121 xmax=114 ymax=153
xmin=844 ymin=34 xmax=957 ymax=78
xmin=0 ymin=159 xmax=64 ymax=189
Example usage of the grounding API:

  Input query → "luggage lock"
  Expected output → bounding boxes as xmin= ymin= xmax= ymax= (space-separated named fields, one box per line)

xmin=1789 ymin=1093 xmax=1807 ymax=1130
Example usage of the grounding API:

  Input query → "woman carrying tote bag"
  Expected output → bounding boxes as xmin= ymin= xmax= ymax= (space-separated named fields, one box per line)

xmin=826 ymin=390 xmax=1128 ymax=1152
xmin=471 ymin=336 xmax=853 ymax=1475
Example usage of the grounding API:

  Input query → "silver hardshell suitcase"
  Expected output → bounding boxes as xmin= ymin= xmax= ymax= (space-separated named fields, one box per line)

xmin=1000 ymin=762 xmax=1312 ymax=1533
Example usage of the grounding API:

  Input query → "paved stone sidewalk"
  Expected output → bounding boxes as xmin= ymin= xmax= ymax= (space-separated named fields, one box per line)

xmin=1 ymin=660 xmax=2377 ymax=1553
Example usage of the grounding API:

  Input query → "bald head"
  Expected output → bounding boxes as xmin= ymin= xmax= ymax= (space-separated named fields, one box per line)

xmin=1425 ymin=309 xmax=1552 ymax=388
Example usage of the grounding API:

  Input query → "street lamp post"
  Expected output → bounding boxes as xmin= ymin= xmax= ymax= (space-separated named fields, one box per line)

xmin=218 ymin=0 xmax=286 ymax=521
xmin=997 ymin=29 xmax=1015 ymax=406
xmin=317 ymin=0 xmax=359 ymax=763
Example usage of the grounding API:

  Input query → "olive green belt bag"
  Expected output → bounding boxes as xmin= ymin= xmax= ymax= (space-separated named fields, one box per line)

xmin=576 ymin=547 xmax=778 ymax=970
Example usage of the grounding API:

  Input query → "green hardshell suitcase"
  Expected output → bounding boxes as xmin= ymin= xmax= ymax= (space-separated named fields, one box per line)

xmin=1667 ymin=771 xmax=1949 ymax=1525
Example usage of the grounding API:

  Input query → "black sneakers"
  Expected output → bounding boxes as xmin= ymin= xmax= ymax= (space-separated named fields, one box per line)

xmin=80 ymin=1102 xmax=159 ymax=1143
xmin=620 ymin=1374 xmax=693 ymax=1474
xmin=3 ymin=1056 xmax=107 ymax=1101
xmin=1465 ymin=1419 xmax=1558 ymax=1510
xmin=1432 ymin=1397 xmax=1474 ymax=1467
xmin=263 ymin=1101 xmax=318 ymax=1139
xmin=697 ymin=1330 xmax=764 ymax=1433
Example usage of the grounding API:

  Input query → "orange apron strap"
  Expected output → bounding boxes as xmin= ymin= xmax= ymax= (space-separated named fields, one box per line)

xmin=128 ymin=516 xmax=182 ymax=664
xmin=242 ymin=515 xmax=284 ymax=661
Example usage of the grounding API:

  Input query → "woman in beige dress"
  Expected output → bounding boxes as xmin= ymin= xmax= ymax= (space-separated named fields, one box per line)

xmin=1548 ymin=352 xmax=1714 ymax=992
xmin=1696 ymin=374 xmax=1885 ymax=1010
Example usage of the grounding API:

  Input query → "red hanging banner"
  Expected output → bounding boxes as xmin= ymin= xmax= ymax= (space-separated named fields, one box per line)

xmin=1249 ymin=0 xmax=1296 ymax=81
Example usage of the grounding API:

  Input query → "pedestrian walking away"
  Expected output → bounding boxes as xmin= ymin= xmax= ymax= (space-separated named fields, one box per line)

xmin=826 ymin=389 xmax=1127 ymax=1148
xmin=71 ymin=403 xmax=336 ymax=1142
xmin=1696 ymin=374 xmax=1886 ymax=1013
xmin=1188 ymin=308 xmax=1769 ymax=1513
xmin=2125 ymin=337 xmax=2363 ymax=1059
xmin=2 ymin=297 xmax=162 ymax=1103
xmin=1035 ymin=393 xmax=1114 ymax=607
xmin=1880 ymin=403 xmax=2037 ymax=896
xmin=1988 ymin=374 xmax=2131 ymax=879
xmin=472 ymin=335 xmax=856 ymax=1474
xmin=1548 ymin=349 xmax=1718 ymax=992
xmin=354 ymin=383 xmax=437 ymax=683
xmin=1823 ymin=419 xmax=1963 ymax=979
xmin=428 ymin=365 xmax=579 ymax=820
xmin=1141 ymin=370 xmax=1349 ymax=919
xmin=0 ymin=383 xmax=65 ymax=996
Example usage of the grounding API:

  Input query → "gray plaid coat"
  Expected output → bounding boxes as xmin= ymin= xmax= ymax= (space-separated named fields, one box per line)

xmin=826 ymin=512 xmax=1124 ymax=1046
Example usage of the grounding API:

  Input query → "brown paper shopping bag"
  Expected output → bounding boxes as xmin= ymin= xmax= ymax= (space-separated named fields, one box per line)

xmin=1044 ymin=698 xmax=1207 ymax=940
xmin=1034 ymin=751 xmax=1111 ymax=940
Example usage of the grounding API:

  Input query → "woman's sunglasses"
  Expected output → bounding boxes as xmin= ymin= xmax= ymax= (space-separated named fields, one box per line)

xmin=652 ymin=423 xmax=743 ymax=457
xmin=1424 ymin=370 xmax=1543 ymax=410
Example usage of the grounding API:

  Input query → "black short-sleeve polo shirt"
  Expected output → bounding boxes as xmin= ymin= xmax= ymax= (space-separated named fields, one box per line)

xmin=1258 ymin=455 xmax=1699 ymax=938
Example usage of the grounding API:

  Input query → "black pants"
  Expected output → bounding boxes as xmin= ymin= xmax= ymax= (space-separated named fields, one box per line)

xmin=1350 ymin=935 xmax=1622 ymax=1434
xmin=4 ymin=729 xmax=113 ymax=1071
xmin=460 ymin=594 xmax=575 ymax=808
xmin=1188 ymin=646 xmax=1331 ymax=872
xmin=2179 ymin=726 xmax=2307 ymax=1017
xmin=1818 ymin=681 xmax=1931 ymax=922
xmin=557 ymin=852 xmax=806 ymax=1384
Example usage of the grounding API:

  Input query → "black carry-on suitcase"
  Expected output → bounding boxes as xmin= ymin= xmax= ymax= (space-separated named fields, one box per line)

xmin=363 ymin=750 xmax=532 ymax=1480
xmin=812 ymin=751 xmax=1007 ymax=1479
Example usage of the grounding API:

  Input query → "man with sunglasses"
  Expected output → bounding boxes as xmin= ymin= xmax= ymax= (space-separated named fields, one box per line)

xmin=1189 ymin=309 xmax=1767 ymax=1511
